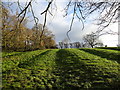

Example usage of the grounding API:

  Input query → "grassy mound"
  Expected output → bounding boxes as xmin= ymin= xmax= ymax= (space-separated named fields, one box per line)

xmin=2 ymin=49 xmax=120 ymax=89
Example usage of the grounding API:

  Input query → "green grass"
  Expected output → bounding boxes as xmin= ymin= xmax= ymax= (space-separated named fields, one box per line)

xmin=2 ymin=51 xmax=23 ymax=58
xmin=80 ymin=48 xmax=120 ymax=63
xmin=55 ymin=49 xmax=119 ymax=89
xmin=2 ymin=48 xmax=120 ymax=89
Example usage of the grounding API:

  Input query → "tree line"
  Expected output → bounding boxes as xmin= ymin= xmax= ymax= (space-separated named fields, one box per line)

xmin=1 ymin=7 xmax=56 ymax=51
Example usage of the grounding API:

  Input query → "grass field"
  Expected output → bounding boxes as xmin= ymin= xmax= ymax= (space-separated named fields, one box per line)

xmin=2 ymin=48 xmax=120 ymax=89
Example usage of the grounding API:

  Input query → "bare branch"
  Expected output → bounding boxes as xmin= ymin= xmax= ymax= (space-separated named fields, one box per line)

xmin=17 ymin=0 xmax=32 ymax=18
xmin=41 ymin=0 xmax=53 ymax=15
xmin=40 ymin=0 xmax=53 ymax=42
xmin=48 ymin=10 xmax=53 ymax=16
xmin=66 ymin=2 xmax=76 ymax=41
xmin=17 ymin=0 xmax=23 ymax=11
xmin=30 ymin=4 xmax=39 ymax=28
xmin=89 ymin=2 xmax=104 ymax=14
xmin=77 ymin=2 xmax=85 ymax=20
xmin=63 ymin=0 xmax=72 ymax=17
xmin=19 ymin=9 xmax=27 ymax=25
xmin=75 ymin=10 xmax=84 ymax=31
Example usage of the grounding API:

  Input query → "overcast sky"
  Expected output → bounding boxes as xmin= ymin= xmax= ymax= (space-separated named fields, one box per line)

xmin=4 ymin=0 xmax=119 ymax=47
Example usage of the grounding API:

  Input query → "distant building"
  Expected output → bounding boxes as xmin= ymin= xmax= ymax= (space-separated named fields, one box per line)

xmin=58 ymin=42 xmax=84 ymax=49
xmin=24 ymin=40 xmax=34 ymax=46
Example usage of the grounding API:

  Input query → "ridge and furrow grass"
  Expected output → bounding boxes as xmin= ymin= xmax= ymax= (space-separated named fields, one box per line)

xmin=2 ymin=49 xmax=120 ymax=89
xmin=54 ymin=49 xmax=120 ymax=89
xmin=80 ymin=48 xmax=120 ymax=63
xmin=2 ymin=50 xmax=48 ymax=88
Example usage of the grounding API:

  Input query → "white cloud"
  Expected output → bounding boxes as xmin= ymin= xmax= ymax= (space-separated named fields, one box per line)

xmin=99 ymin=23 xmax=118 ymax=47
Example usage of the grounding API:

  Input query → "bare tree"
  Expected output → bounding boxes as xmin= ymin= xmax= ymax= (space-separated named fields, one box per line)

xmin=83 ymin=32 xmax=103 ymax=48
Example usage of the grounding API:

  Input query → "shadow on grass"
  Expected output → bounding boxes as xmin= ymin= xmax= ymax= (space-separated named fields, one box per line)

xmin=2 ymin=52 xmax=24 ymax=58
xmin=80 ymin=49 xmax=119 ymax=64
xmin=18 ymin=50 xmax=51 ymax=69
xmin=54 ymin=49 xmax=107 ymax=89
